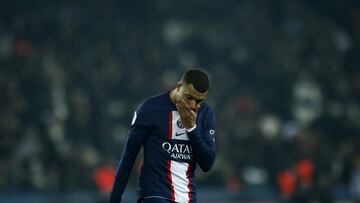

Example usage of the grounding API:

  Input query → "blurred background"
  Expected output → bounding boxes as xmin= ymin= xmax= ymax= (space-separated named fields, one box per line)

xmin=1 ymin=0 xmax=360 ymax=202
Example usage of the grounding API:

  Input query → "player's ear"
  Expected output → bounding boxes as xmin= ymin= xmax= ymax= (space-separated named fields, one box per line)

xmin=176 ymin=82 xmax=182 ymax=90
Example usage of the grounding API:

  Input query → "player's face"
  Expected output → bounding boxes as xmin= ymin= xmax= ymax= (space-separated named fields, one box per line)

xmin=176 ymin=83 xmax=207 ymax=112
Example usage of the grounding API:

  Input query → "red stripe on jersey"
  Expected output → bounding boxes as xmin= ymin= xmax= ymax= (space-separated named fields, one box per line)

xmin=167 ymin=160 xmax=175 ymax=201
xmin=168 ymin=112 xmax=172 ymax=139
xmin=186 ymin=164 xmax=192 ymax=203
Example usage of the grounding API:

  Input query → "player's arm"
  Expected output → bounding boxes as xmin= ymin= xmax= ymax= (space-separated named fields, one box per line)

xmin=186 ymin=109 xmax=216 ymax=172
xmin=109 ymin=104 xmax=151 ymax=203
xmin=176 ymin=99 xmax=216 ymax=172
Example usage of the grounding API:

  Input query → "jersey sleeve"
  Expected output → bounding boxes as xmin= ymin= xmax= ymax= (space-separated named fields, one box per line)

xmin=109 ymin=102 xmax=152 ymax=203
xmin=187 ymin=107 xmax=216 ymax=172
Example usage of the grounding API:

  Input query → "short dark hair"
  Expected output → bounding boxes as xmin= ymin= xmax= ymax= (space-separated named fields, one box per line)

xmin=181 ymin=69 xmax=210 ymax=93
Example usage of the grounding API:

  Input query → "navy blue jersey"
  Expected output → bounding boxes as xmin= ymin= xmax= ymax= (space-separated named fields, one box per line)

xmin=109 ymin=92 xmax=216 ymax=203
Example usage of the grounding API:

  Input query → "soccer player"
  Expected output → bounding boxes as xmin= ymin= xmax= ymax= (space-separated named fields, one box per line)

xmin=109 ymin=69 xmax=216 ymax=203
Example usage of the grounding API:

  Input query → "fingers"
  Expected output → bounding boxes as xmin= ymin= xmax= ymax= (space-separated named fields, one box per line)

xmin=176 ymin=98 xmax=186 ymax=109
xmin=176 ymin=98 xmax=196 ymax=128
xmin=176 ymin=98 xmax=193 ymax=114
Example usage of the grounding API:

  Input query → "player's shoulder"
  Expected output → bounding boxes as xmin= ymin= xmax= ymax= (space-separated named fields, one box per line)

xmin=141 ymin=92 xmax=168 ymax=106
xmin=136 ymin=92 xmax=169 ymax=113
xmin=200 ymin=102 xmax=215 ymax=117
xmin=146 ymin=91 xmax=168 ymax=103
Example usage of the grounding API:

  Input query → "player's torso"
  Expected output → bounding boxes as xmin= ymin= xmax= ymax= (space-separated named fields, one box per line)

xmin=139 ymin=96 xmax=206 ymax=203
xmin=146 ymin=110 xmax=194 ymax=160
xmin=141 ymin=108 xmax=199 ymax=177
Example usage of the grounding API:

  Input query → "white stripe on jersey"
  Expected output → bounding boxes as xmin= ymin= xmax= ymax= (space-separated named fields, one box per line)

xmin=168 ymin=111 xmax=192 ymax=202
xmin=171 ymin=111 xmax=189 ymax=141
xmin=170 ymin=161 xmax=190 ymax=203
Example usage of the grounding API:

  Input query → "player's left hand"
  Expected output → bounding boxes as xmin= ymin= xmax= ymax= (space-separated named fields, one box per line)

xmin=176 ymin=98 xmax=196 ymax=129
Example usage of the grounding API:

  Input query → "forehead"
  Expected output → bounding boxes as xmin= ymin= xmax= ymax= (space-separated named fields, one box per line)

xmin=182 ymin=83 xmax=208 ymax=99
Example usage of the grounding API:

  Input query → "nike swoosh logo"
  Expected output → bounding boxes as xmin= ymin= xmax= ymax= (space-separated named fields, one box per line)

xmin=175 ymin=132 xmax=186 ymax=136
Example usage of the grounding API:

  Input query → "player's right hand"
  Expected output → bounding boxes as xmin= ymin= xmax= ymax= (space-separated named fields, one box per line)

xmin=176 ymin=98 xmax=197 ymax=129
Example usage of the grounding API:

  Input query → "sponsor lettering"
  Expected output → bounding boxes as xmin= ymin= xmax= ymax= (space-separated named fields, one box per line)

xmin=162 ymin=142 xmax=193 ymax=160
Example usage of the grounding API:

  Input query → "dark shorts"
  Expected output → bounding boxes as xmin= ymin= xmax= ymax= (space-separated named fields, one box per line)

xmin=138 ymin=197 xmax=174 ymax=203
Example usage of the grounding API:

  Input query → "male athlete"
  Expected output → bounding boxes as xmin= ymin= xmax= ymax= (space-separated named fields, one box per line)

xmin=109 ymin=69 xmax=216 ymax=203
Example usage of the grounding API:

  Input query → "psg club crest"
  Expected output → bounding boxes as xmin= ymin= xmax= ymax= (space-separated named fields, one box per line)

xmin=176 ymin=119 xmax=184 ymax=129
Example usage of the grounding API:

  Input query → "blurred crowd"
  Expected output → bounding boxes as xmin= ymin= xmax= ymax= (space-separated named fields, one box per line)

xmin=0 ymin=0 xmax=359 ymax=202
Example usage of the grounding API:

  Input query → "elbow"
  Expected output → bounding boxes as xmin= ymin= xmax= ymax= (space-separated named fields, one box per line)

xmin=199 ymin=152 xmax=215 ymax=172
xmin=200 ymin=164 xmax=213 ymax=172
